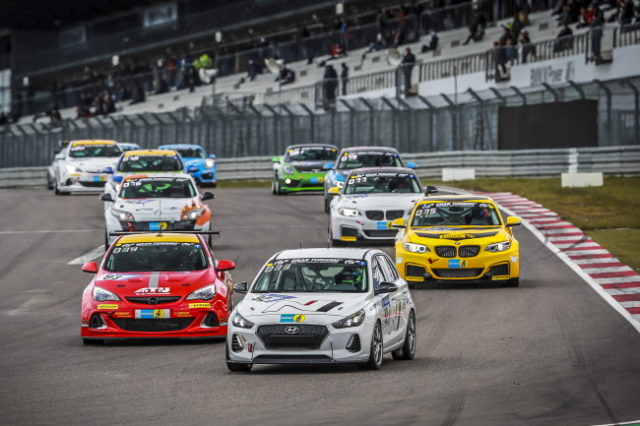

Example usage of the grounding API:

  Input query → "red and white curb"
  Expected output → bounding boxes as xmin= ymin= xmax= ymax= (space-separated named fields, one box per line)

xmin=477 ymin=191 xmax=640 ymax=333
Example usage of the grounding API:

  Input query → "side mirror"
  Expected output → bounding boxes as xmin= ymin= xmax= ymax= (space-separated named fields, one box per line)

xmin=390 ymin=217 xmax=406 ymax=229
xmin=425 ymin=185 xmax=438 ymax=195
xmin=406 ymin=161 xmax=417 ymax=169
xmin=217 ymin=259 xmax=236 ymax=271
xmin=113 ymin=175 xmax=123 ymax=183
xmin=82 ymin=261 xmax=98 ymax=273
xmin=506 ymin=216 xmax=521 ymax=227
xmin=328 ymin=186 xmax=341 ymax=195
xmin=187 ymin=165 xmax=199 ymax=173
xmin=55 ymin=153 xmax=65 ymax=160
xmin=209 ymin=154 xmax=217 ymax=159
xmin=201 ymin=192 xmax=214 ymax=201
xmin=233 ymin=281 xmax=248 ymax=293
xmin=100 ymin=193 xmax=114 ymax=202
xmin=324 ymin=162 xmax=335 ymax=170
xmin=272 ymin=156 xmax=281 ymax=164
xmin=375 ymin=281 xmax=398 ymax=295
xmin=103 ymin=166 xmax=114 ymax=174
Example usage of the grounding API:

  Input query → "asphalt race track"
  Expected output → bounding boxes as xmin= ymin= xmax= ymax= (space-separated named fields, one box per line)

xmin=1 ymin=187 xmax=639 ymax=426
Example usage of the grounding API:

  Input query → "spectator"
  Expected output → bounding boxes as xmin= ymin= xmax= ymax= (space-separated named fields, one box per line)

xmin=48 ymin=105 xmax=62 ymax=122
xmin=247 ymin=59 xmax=258 ymax=81
xmin=519 ymin=31 xmax=536 ymax=63
xmin=493 ymin=41 xmax=508 ymax=81
xmin=340 ymin=63 xmax=349 ymax=96
xmin=400 ymin=47 xmax=416 ymax=97
xmin=590 ymin=6 xmax=605 ymax=62
xmin=318 ymin=43 xmax=347 ymax=67
xmin=421 ymin=31 xmax=439 ymax=53
xmin=463 ymin=14 xmax=487 ymax=45
xmin=0 ymin=112 xmax=7 ymax=126
xmin=275 ymin=66 xmax=296 ymax=85
xmin=554 ymin=24 xmax=574 ymax=52
xmin=323 ymin=64 xmax=338 ymax=109
xmin=577 ymin=5 xmax=597 ymax=28
xmin=609 ymin=0 xmax=635 ymax=26
xmin=361 ymin=33 xmax=385 ymax=63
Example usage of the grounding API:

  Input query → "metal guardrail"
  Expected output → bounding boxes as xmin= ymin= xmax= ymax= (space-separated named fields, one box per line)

xmin=3 ymin=146 xmax=639 ymax=188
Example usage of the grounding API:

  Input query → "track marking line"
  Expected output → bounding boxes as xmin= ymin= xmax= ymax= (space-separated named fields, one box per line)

xmin=591 ymin=418 xmax=640 ymax=426
xmin=67 ymin=246 xmax=105 ymax=265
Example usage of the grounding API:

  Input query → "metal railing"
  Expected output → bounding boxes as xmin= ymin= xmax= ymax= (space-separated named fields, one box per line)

xmin=614 ymin=22 xmax=640 ymax=48
xmin=420 ymin=51 xmax=488 ymax=81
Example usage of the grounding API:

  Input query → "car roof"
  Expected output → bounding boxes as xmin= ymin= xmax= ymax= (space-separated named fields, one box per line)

xmin=70 ymin=139 xmax=118 ymax=146
xmin=347 ymin=166 xmax=416 ymax=175
xmin=340 ymin=146 xmax=399 ymax=153
xmin=116 ymin=233 xmax=200 ymax=244
xmin=122 ymin=173 xmax=194 ymax=181
xmin=286 ymin=144 xmax=337 ymax=149
xmin=419 ymin=195 xmax=493 ymax=203
xmin=158 ymin=144 xmax=203 ymax=150
xmin=274 ymin=248 xmax=376 ymax=261
xmin=123 ymin=149 xmax=178 ymax=157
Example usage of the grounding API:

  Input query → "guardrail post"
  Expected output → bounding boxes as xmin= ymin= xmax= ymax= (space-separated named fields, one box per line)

xmin=137 ymin=114 xmax=152 ymax=147
xmin=248 ymin=104 xmax=265 ymax=156
xmin=542 ymin=83 xmax=560 ymax=102
xmin=380 ymin=97 xmax=398 ymax=148
xmin=121 ymin=115 xmax=137 ymax=146
xmin=568 ymin=80 xmax=586 ymax=100
xmin=280 ymin=104 xmax=296 ymax=151
xmin=510 ymin=86 xmax=527 ymax=105
xmin=167 ymin=111 xmax=183 ymax=145
xmin=299 ymin=103 xmax=316 ymax=143
xmin=595 ymin=80 xmax=612 ymax=145
xmin=626 ymin=79 xmax=640 ymax=144
xmin=440 ymin=93 xmax=458 ymax=150
xmin=339 ymin=99 xmax=356 ymax=146
xmin=467 ymin=88 xmax=487 ymax=150
xmin=396 ymin=97 xmax=412 ymax=153
xmin=151 ymin=113 xmax=165 ymax=146
xmin=417 ymin=95 xmax=435 ymax=152
xmin=359 ymin=97 xmax=375 ymax=146
xmin=263 ymin=104 xmax=280 ymax=156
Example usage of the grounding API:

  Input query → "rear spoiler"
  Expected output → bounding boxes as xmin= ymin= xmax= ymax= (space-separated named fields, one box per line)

xmin=109 ymin=230 xmax=220 ymax=236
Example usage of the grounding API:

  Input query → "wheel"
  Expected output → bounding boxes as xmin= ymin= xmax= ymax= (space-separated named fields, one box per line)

xmin=361 ymin=321 xmax=383 ymax=370
xmin=503 ymin=277 xmax=520 ymax=288
xmin=392 ymin=310 xmax=416 ymax=361
xmin=47 ymin=175 xmax=54 ymax=190
xmin=226 ymin=343 xmax=252 ymax=372
xmin=54 ymin=180 xmax=60 ymax=195
xmin=324 ymin=197 xmax=331 ymax=214
xmin=82 ymin=338 xmax=104 ymax=345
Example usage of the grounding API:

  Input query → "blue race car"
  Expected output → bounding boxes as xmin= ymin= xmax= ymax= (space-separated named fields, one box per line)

xmin=159 ymin=144 xmax=217 ymax=187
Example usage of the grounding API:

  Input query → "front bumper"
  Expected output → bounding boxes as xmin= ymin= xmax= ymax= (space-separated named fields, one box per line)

xmin=227 ymin=320 xmax=372 ymax=364
xmin=278 ymin=173 xmax=326 ymax=193
xmin=396 ymin=244 xmax=520 ymax=282
xmin=81 ymin=300 xmax=228 ymax=339
xmin=331 ymin=215 xmax=398 ymax=243
xmin=191 ymin=169 xmax=217 ymax=184
xmin=58 ymin=173 xmax=109 ymax=193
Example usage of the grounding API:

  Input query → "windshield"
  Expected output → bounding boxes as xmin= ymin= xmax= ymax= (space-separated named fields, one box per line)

xmin=119 ymin=178 xmax=197 ymax=199
xmin=344 ymin=172 xmax=421 ymax=194
xmin=253 ymin=258 xmax=368 ymax=293
xmin=285 ymin=146 xmax=337 ymax=162
xmin=412 ymin=202 xmax=502 ymax=227
xmin=119 ymin=145 xmax=140 ymax=152
xmin=176 ymin=149 xmax=205 ymax=159
xmin=105 ymin=241 xmax=207 ymax=272
xmin=337 ymin=151 xmax=403 ymax=169
xmin=118 ymin=155 xmax=183 ymax=172
xmin=69 ymin=145 xmax=122 ymax=158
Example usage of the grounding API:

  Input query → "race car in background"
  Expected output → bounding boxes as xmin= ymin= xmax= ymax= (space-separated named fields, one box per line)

xmin=159 ymin=144 xmax=217 ymax=187
xmin=49 ymin=139 xmax=122 ymax=195
xmin=118 ymin=142 xmax=141 ymax=151
xmin=80 ymin=232 xmax=236 ymax=344
xmin=328 ymin=167 xmax=424 ymax=246
xmin=323 ymin=147 xmax=417 ymax=213
xmin=226 ymin=248 xmax=416 ymax=371
xmin=393 ymin=195 xmax=521 ymax=287
xmin=103 ymin=149 xmax=196 ymax=198
xmin=100 ymin=173 xmax=214 ymax=248
xmin=271 ymin=144 xmax=338 ymax=195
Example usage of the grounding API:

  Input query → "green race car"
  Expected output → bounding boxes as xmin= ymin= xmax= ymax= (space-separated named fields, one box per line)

xmin=272 ymin=144 xmax=338 ymax=194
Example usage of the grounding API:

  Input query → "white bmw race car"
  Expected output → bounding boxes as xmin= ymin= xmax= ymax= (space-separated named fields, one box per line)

xmin=100 ymin=173 xmax=214 ymax=248
xmin=50 ymin=140 xmax=122 ymax=195
xmin=329 ymin=167 xmax=426 ymax=245
xmin=226 ymin=248 xmax=416 ymax=371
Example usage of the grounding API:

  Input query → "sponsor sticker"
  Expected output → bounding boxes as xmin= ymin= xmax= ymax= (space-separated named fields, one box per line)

xmin=97 ymin=304 xmax=119 ymax=310
xmin=135 ymin=287 xmax=170 ymax=294
xmin=136 ymin=309 xmax=170 ymax=319
xmin=188 ymin=303 xmax=211 ymax=309
xmin=448 ymin=259 xmax=461 ymax=268
xmin=280 ymin=314 xmax=306 ymax=323
xmin=376 ymin=221 xmax=388 ymax=230
xmin=112 ymin=311 xmax=133 ymax=318
xmin=491 ymin=275 xmax=510 ymax=281
xmin=173 ymin=311 xmax=192 ymax=318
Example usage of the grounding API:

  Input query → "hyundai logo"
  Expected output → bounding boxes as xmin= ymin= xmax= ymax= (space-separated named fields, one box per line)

xmin=284 ymin=326 xmax=299 ymax=335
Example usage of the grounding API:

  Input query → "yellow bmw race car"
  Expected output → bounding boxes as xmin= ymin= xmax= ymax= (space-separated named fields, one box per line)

xmin=393 ymin=195 xmax=521 ymax=287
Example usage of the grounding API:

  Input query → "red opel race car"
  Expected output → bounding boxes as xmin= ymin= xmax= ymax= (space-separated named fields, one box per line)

xmin=80 ymin=232 xmax=235 ymax=344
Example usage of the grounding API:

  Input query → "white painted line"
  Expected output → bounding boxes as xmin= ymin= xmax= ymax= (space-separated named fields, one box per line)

xmin=565 ymin=249 xmax=610 ymax=256
xmin=541 ymin=228 xmax=585 ymax=235
xmin=0 ymin=229 xmax=99 ymax=235
xmin=573 ymin=257 xmax=618 ymax=265
xmin=554 ymin=242 xmax=601 ymax=249
xmin=527 ymin=218 xmax=564 ymax=223
xmin=547 ymin=236 xmax=585 ymax=242
xmin=606 ymin=287 xmax=640 ymax=296
xmin=595 ymin=276 xmax=640 ymax=285
xmin=67 ymin=246 xmax=105 ymax=265
xmin=590 ymin=418 xmax=640 ymax=426
xmin=581 ymin=266 xmax=635 ymax=274
xmin=620 ymin=301 xmax=640 ymax=308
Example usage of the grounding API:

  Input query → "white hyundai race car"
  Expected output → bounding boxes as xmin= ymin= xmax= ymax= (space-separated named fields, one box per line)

xmin=226 ymin=248 xmax=416 ymax=371
xmin=100 ymin=173 xmax=214 ymax=248
xmin=50 ymin=140 xmax=122 ymax=195
xmin=329 ymin=167 xmax=426 ymax=245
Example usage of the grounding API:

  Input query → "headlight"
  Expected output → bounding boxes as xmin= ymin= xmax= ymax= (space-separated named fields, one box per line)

xmin=403 ymin=242 xmax=430 ymax=253
xmin=231 ymin=312 xmax=254 ymax=329
xmin=205 ymin=158 xmax=215 ymax=168
xmin=186 ymin=284 xmax=216 ymax=300
xmin=332 ymin=309 xmax=366 ymax=328
xmin=111 ymin=208 xmax=135 ymax=221
xmin=93 ymin=286 xmax=120 ymax=302
xmin=283 ymin=164 xmax=296 ymax=175
xmin=338 ymin=208 xmax=360 ymax=217
xmin=486 ymin=241 xmax=512 ymax=252
xmin=181 ymin=208 xmax=204 ymax=221
xmin=66 ymin=164 xmax=82 ymax=174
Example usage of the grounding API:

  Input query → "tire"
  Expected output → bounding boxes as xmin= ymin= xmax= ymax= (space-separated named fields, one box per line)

xmin=272 ymin=178 xmax=282 ymax=195
xmin=226 ymin=343 xmax=253 ymax=372
xmin=392 ymin=310 xmax=416 ymax=361
xmin=47 ymin=175 xmax=54 ymax=190
xmin=503 ymin=277 xmax=520 ymax=288
xmin=361 ymin=321 xmax=384 ymax=370
xmin=54 ymin=180 xmax=61 ymax=195
xmin=82 ymin=338 xmax=104 ymax=345
xmin=324 ymin=197 xmax=331 ymax=214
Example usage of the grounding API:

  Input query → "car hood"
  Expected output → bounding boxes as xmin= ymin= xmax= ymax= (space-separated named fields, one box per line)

xmin=93 ymin=269 xmax=213 ymax=298
xmin=337 ymin=193 xmax=421 ymax=211
xmin=112 ymin=197 xmax=205 ymax=220
xmin=238 ymin=292 xmax=372 ymax=319
xmin=68 ymin=157 xmax=118 ymax=172
xmin=407 ymin=226 xmax=508 ymax=242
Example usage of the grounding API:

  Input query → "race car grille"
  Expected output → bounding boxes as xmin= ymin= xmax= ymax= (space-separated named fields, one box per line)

xmin=459 ymin=246 xmax=480 ymax=257
xmin=490 ymin=263 xmax=510 ymax=276
xmin=112 ymin=318 xmax=194 ymax=332
xmin=432 ymin=268 xmax=483 ymax=278
xmin=365 ymin=210 xmax=384 ymax=220
xmin=125 ymin=296 xmax=181 ymax=305
xmin=363 ymin=229 xmax=397 ymax=238
xmin=256 ymin=324 xmax=329 ymax=350
xmin=386 ymin=210 xmax=405 ymax=220
xmin=435 ymin=246 xmax=457 ymax=258
xmin=79 ymin=181 xmax=106 ymax=188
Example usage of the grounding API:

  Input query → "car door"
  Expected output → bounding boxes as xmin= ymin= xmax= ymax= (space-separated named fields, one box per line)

xmin=370 ymin=256 xmax=392 ymax=339
xmin=376 ymin=254 xmax=405 ymax=346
